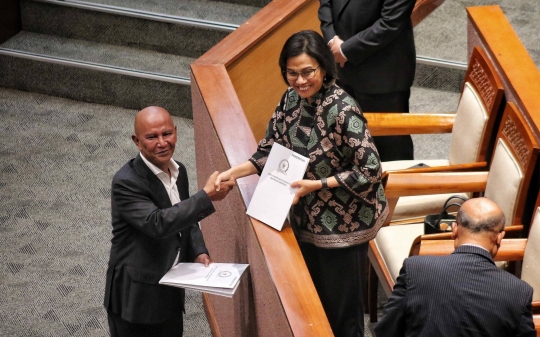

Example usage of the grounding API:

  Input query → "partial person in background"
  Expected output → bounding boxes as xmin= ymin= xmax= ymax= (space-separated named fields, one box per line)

xmin=318 ymin=0 xmax=416 ymax=162
xmin=104 ymin=106 xmax=233 ymax=337
xmin=216 ymin=30 xmax=388 ymax=337
xmin=375 ymin=197 xmax=536 ymax=337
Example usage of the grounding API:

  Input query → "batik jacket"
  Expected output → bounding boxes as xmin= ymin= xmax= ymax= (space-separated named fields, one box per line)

xmin=249 ymin=84 xmax=389 ymax=248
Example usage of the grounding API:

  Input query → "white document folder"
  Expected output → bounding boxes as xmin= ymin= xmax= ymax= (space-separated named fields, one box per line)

xmin=159 ymin=263 xmax=249 ymax=298
xmin=246 ymin=143 xmax=309 ymax=231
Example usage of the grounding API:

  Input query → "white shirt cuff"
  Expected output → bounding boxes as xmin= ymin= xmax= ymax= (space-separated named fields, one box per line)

xmin=339 ymin=46 xmax=347 ymax=60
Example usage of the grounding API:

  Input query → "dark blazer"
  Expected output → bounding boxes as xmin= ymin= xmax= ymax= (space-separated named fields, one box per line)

xmin=318 ymin=0 xmax=416 ymax=94
xmin=375 ymin=245 xmax=536 ymax=337
xmin=103 ymin=154 xmax=214 ymax=325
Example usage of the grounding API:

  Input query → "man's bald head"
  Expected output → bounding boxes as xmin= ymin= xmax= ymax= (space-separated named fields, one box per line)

xmin=453 ymin=197 xmax=506 ymax=257
xmin=132 ymin=106 xmax=177 ymax=172
xmin=457 ymin=197 xmax=505 ymax=233
xmin=134 ymin=106 xmax=173 ymax=136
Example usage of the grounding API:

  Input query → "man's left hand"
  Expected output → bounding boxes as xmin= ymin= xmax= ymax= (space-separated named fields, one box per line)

xmin=195 ymin=253 xmax=212 ymax=267
xmin=330 ymin=36 xmax=347 ymax=67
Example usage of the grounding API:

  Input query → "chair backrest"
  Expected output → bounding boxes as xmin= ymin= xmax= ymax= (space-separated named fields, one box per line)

xmin=448 ymin=47 xmax=504 ymax=165
xmin=484 ymin=102 xmax=540 ymax=226
xmin=522 ymin=206 xmax=540 ymax=301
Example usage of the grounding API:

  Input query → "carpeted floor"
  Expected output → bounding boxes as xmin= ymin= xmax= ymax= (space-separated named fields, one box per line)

xmin=0 ymin=88 xmax=209 ymax=337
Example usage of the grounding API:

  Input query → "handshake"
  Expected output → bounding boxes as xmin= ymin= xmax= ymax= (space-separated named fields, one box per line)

xmin=202 ymin=171 xmax=236 ymax=202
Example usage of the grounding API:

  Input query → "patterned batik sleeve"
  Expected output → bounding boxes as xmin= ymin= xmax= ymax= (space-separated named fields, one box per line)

xmin=248 ymin=90 xmax=288 ymax=173
xmin=332 ymin=97 xmax=383 ymax=198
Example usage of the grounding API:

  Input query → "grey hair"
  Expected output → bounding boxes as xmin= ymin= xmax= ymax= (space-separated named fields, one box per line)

xmin=456 ymin=207 xmax=505 ymax=233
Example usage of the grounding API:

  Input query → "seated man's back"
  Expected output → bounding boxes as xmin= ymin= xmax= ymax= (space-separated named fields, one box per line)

xmin=374 ymin=197 xmax=535 ymax=337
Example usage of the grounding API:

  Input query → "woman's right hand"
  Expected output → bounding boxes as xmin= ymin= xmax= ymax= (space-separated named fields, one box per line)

xmin=215 ymin=170 xmax=233 ymax=191
xmin=204 ymin=171 xmax=234 ymax=201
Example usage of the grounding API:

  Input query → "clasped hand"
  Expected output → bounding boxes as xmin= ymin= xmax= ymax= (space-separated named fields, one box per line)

xmin=203 ymin=171 xmax=235 ymax=201
xmin=329 ymin=35 xmax=347 ymax=68
xmin=210 ymin=169 xmax=321 ymax=205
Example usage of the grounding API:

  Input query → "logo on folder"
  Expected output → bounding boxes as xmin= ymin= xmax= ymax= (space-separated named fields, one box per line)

xmin=278 ymin=159 xmax=289 ymax=174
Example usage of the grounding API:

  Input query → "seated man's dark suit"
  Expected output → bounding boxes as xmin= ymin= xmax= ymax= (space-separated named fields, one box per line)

xmin=103 ymin=154 xmax=214 ymax=334
xmin=375 ymin=245 xmax=536 ymax=337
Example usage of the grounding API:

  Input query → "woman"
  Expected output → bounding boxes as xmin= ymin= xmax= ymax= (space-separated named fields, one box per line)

xmin=216 ymin=30 xmax=388 ymax=337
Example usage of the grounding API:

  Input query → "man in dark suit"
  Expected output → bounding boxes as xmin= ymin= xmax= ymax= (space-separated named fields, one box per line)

xmin=103 ymin=106 xmax=233 ymax=337
xmin=318 ymin=0 xmax=416 ymax=161
xmin=375 ymin=197 xmax=536 ymax=337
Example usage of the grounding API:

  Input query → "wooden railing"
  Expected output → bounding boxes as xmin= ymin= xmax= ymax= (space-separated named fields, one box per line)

xmin=192 ymin=1 xmax=332 ymax=336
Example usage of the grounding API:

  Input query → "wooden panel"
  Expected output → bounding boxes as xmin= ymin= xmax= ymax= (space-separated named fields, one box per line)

xmin=495 ymin=102 xmax=540 ymax=226
xmin=227 ymin=0 xmax=321 ymax=141
xmin=463 ymin=46 xmax=505 ymax=163
xmin=251 ymin=219 xmax=333 ymax=336
xmin=411 ymin=0 xmax=445 ymax=26
xmin=467 ymin=6 xmax=540 ymax=138
xmin=191 ymin=65 xmax=257 ymax=173
xmin=194 ymin=0 xmax=317 ymax=66
xmin=192 ymin=74 xmax=259 ymax=337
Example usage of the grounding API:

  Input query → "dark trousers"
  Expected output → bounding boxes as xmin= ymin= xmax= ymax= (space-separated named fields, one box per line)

xmin=339 ymin=82 xmax=414 ymax=162
xmin=107 ymin=310 xmax=183 ymax=337
xmin=299 ymin=242 xmax=369 ymax=337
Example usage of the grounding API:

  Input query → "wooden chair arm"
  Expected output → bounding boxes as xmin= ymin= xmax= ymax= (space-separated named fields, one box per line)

xmin=383 ymin=171 xmax=488 ymax=198
xmin=383 ymin=162 xmax=488 ymax=176
xmin=504 ymin=224 xmax=524 ymax=238
xmin=368 ymin=240 xmax=395 ymax=296
xmin=408 ymin=232 xmax=453 ymax=256
xmin=365 ymin=113 xmax=455 ymax=136
xmin=533 ymin=301 xmax=540 ymax=315
xmin=533 ymin=315 xmax=540 ymax=335
xmin=412 ymin=239 xmax=526 ymax=261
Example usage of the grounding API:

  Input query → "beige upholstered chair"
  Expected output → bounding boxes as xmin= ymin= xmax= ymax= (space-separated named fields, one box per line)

xmin=368 ymin=102 xmax=540 ymax=321
xmin=365 ymin=47 xmax=504 ymax=222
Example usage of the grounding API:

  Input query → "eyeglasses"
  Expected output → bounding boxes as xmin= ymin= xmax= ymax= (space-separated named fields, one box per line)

xmin=284 ymin=66 xmax=320 ymax=80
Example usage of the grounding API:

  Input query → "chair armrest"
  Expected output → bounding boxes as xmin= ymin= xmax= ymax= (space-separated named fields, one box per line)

xmin=383 ymin=171 xmax=489 ymax=198
xmin=384 ymin=162 xmax=488 ymax=176
xmin=412 ymin=238 xmax=526 ymax=261
xmin=504 ymin=224 xmax=524 ymax=238
xmin=533 ymin=315 xmax=540 ymax=333
xmin=364 ymin=113 xmax=455 ymax=136
xmin=532 ymin=301 xmax=540 ymax=315
xmin=408 ymin=233 xmax=453 ymax=256
xmin=368 ymin=240 xmax=395 ymax=296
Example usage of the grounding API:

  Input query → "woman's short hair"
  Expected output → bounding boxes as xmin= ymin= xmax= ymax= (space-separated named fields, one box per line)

xmin=278 ymin=30 xmax=337 ymax=86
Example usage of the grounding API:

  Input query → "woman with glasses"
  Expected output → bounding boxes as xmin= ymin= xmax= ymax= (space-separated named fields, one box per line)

xmin=215 ymin=30 xmax=388 ymax=337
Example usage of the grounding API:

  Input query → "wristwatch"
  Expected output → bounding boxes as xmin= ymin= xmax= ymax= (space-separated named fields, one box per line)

xmin=321 ymin=177 xmax=328 ymax=189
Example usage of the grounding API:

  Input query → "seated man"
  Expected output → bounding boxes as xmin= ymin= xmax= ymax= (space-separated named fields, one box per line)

xmin=375 ymin=197 xmax=536 ymax=337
